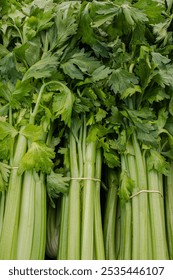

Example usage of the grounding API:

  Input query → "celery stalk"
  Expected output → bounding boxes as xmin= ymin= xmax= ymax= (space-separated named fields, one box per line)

xmin=132 ymin=133 xmax=148 ymax=259
xmin=30 ymin=172 xmax=46 ymax=260
xmin=103 ymin=168 xmax=118 ymax=260
xmin=57 ymin=194 xmax=69 ymax=260
xmin=165 ymin=161 xmax=173 ymax=259
xmin=94 ymin=148 xmax=105 ymax=260
xmin=81 ymin=141 xmax=96 ymax=260
xmin=0 ymin=192 xmax=5 ymax=239
xmin=17 ymin=170 xmax=35 ymax=259
xmin=67 ymin=130 xmax=81 ymax=260
xmin=147 ymin=166 xmax=169 ymax=259
xmin=0 ymin=133 xmax=27 ymax=259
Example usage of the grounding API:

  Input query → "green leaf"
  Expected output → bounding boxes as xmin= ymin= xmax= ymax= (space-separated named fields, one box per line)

xmin=109 ymin=69 xmax=138 ymax=94
xmin=157 ymin=108 xmax=168 ymax=131
xmin=154 ymin=65 xmax=173 ymax=87
xmin=54 ymin=7 xmax=78 ymax=48
xmin=137 ymin=129 xmax=159 ymax=147
xmin=20 ymin=124 xmax=44 ymax=142
xmin=91 ymin=1 xmax=119 ymax=28
xmin=0 ymin=44 xmax=9 ymax=59
xmin=121 ymin=85 xmax=142 ymax=99
xmin=92 ymin=65 xmax=112 ymax=82
xmin=35 ymin=11 xmax=54 ymax=32
xmin=147 ymin=149 xmax=170 ymax=175
xmin=130 ymin=24 xmax=147 ymax=45
xmin=134 ymin=0 xmax=164 ymax=24
xmin=0 ymin=136 xmax=13 ymax=160
xmin=103 ymin=150 xmax=120 ymax=168
xmin=152 ymin=15 xmax=173 ymax=45
xmin=23 ymin=53 xmax=58 ymax=80
xmin=0 ymin=82 xmax=11 ymax=102
xmin=8 ymin=4 xmax=25 ymax=26
xmin=18 ymin=141 xmax=55 ymax=174
xmin=122 ymin=3 xmax=148 ymax=26
xmin=0 ymin=121 xmax=18 ymax=140
xmin=0 ymin=162 xmax=11 ymax=191
xmin=166 ymin=0 xmax=173 ymax=12
xmin=95 ymin=108 xmax=107 ymax=122
xmin=79 ymin=3 xmax=97 ymax=46
xmin=61 ymin=48 xmax=101 ymax=80
xmin=52 ymin=84 xmax=74 ymax=126
xmin=151 ymin=52 xmax=170 ymax=67
xmin=109 ymin=131 xmax=127 ymax=153
xmin=145 ymin=86 xmax=169 ymax=104
xmin=135 ymin=59 xmax=154 ymax=90
xmin=14 ymin=42 xmax=30 ymax=63
xmin=118 ymin=169 xmax=135 ymax=204
xmin=0 ymin=53 xmax=20 ymax=83
xmin=10 ymin=80 xmax=33 ymax=109
xmin=47 ymin=171 xmax=70 ymax=207
xmin=30 ymin=0 xmax=55 ymax=11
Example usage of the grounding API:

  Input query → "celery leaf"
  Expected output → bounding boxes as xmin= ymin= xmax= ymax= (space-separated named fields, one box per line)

xmin=18 ymin=141 xmax=55 ymax=174
xmin=52 ymin=84 xmax=74 ymax=126
xmin=118 ymin=170 xmax=135 ymax=204
xmin=0 ymin=162 xmax=11 ymax=191
xmin=23 ymin=53 xmax=58 ymax=80
xmin=20 ymin=124 xmax=44 ymax=142
xmin=0 ymin=121 xmax=18 ymax=140
xmin=47 ymin=171 xmax=70 ymax=207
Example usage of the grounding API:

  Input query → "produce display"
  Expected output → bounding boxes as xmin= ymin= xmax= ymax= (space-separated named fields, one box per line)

xmin=0 ymin=0 xmax=173 ymax=260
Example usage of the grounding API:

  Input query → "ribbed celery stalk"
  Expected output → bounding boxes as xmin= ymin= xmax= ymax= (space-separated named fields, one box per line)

xmin=30 ymin=172 xmax=46 ymax=260
xmin=67 ymin=129 xmax=81 ymax=259
xmin=0 ymin=133 xmax=27 ymax=259
xmin=57 ymin=194 xmax=69 ymax=259
xmin=0 ymin=191 xmax=5 ymax=239
xmin=81 ymin=141 xmax=96 ymax=259
xmin=165 ymin=161 xmax=173 ymax=259
xmin=147 ymin=162 xmax=169 ymax=259
xmin=126 ymin=141 xmax=139 ymax=260
xmin=103 ymin=168 xmax=118 ymax=260
xmin=94 ymin=148 xmax=105 ymax=260
xmin=132 ymin=133 xmax=148 ymax=259
xmin=115 ymin=200 xmax=121 ymax=258
xmin=118 ymin=154 xmax=132 ymax=260
xmin=17 ymin=170 xmax=35 ymax=259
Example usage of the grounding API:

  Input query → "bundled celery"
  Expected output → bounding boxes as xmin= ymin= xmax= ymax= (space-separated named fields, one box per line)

xmin=1 ymin=0 xmax=173 ymax=261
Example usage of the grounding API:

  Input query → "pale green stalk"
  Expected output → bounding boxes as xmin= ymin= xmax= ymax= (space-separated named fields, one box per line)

xmin=147 ymin=159 xmax=169 ymax=259
xmin=94 ymin=148 xmax=105 ymax=260
xmin=67 ymin=130 xmax=81 ymax=259
xmin=117 ymin=205 xmax=126 ymax=260
xmin=17 ymin=170 xmax=35 ymax=259
xmin=0 ymin=133 xmax=27 ymax=259
xmin=115 ymin=200 xmax=121 ymax=258
xmin=126 ymin=141 xmax=140 ymax=260
xmin=0 ymin=192 xmax=5 ymax=239
xmin=103 ymin=169 xmax=118 ymax=260
xmin=118 ymin=154 xmax=132 ymax=260
xmin=143 ymin=153 xmax=152 ymax=260
xmin=165 ymin=161 xmax=173 ymax=259
xmin=81 ymin=141 xmax=96 ymax=260
xmin=57 ymin=194 xmax=69 ymax=259
xmin=30 ymin=172 xmax=47 ymax=260
xmin=132 ymin=133 xmax=148 ymax=259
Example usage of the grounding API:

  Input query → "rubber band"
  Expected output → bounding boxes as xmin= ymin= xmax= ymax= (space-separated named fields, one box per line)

xmin=71 ymin=177 xmax=101 ymax=182
xmin=70 ymin=177 xmax=107 ymax=190
xmin=130 ymin=189 xmax=163 ymax=199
